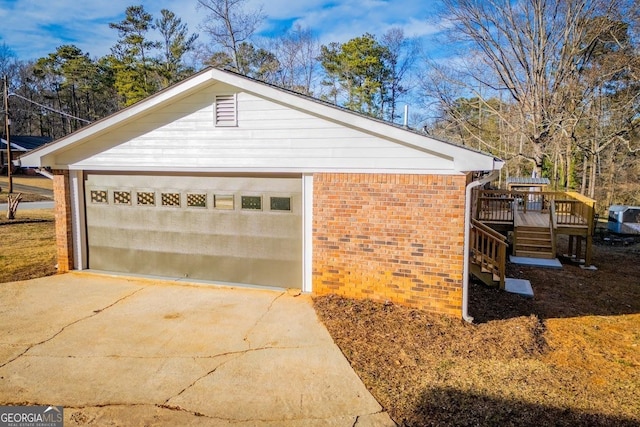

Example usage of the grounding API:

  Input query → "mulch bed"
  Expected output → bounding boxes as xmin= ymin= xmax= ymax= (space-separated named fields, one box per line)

xmin=313 ymin=239 xmax=640 ymax=426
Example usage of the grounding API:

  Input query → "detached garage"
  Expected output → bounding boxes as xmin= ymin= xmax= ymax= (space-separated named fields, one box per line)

xmin=21 ymin=68 xmax=503 ymax=317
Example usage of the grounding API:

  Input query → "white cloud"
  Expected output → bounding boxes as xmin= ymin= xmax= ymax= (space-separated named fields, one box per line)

xmin=0 ymin=0 xmax=140 ymax=58
xmin=0 ymin=0 xmax=202 ymax=59
xmin=0 ymin=0 xmax=444 ymax=60
xmin=397 ymin=18 xmax=443 ymax=39
xmin=265 ymin=0 xmax=442 ymax=44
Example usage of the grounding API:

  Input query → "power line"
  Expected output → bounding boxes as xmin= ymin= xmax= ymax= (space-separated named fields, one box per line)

xmin=7 ymin=92 xmax=92 ymax=124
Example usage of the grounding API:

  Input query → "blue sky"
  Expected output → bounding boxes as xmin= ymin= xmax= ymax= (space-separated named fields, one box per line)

xmin=0 ymin=0 xmax=446 ymax=61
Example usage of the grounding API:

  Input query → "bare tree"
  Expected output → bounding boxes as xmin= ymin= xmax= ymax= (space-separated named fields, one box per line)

xmin=574 ymin=20 xmax=640 ymax=198
xmin=0 ymin=43 xmax=18 ymax=82
xmin=381 ymin=28 xmax=419 ymax=124
xmin=197 ymin=0 xmax=265 ymax=74
xmin=269 ymin=25 xmax=319 ymax=95
xmin=434 ymin=0 xmax=633 ymax=177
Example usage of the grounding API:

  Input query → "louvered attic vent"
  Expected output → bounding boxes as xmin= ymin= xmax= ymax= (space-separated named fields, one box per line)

xmin=215 ymin=94 xmax=237 ymax=126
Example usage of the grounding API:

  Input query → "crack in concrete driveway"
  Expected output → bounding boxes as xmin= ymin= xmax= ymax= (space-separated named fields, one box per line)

xmin=243 ymin=292 xmax=284 ymax=349
xmin=0 ymin=287 xmax=144 ymax=369
xmin=0 ymin=273 xmax=396 ymax=426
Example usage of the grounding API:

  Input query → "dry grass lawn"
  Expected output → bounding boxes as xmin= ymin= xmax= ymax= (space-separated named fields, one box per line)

xmin=314 ymin=237 xmax=640 ymax=426
xmin=0 ymin=209 xmax=57 ymax=283
xmin=0 ymin=176 xmax=53 ymax=190
xmin=0 ymin=176 xmax=53 ymax=203
xmin=0 ymin=193 xmax=51 ymax=203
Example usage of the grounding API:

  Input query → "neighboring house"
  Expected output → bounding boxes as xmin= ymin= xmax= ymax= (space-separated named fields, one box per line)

xmin=20 ymin=68 xmax=503 ymax=317
xmin=1 ymin=135 xmax=52 ymax=168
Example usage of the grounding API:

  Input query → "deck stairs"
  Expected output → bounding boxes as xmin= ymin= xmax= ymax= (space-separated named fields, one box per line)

xmin=514 ymin=225 xmax=554 ymax=259
xmin=470 ymin=260 xmax=501 ymax=287
xmin=470 ymin=219 xmax=507 ymax=289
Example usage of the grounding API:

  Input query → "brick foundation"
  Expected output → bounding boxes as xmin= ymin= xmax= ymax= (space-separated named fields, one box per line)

xmin=312 ymin=173 xmax=467 ymax=316
xmin=52 ymin=169 xmax=74 ymax=272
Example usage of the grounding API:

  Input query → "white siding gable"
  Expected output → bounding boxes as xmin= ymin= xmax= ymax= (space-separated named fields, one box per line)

xmin=56 ymin=84 xmax=456 ymax=174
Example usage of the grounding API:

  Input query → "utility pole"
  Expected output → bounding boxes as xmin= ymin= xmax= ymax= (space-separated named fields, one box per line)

xmin=3 ymin=75 xmax=12 ymax=193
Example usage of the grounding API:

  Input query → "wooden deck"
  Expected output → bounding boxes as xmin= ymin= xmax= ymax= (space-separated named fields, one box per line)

xmin=480 ymin=212 xmax=587 ymax=227
xmin=471 ymin=189 xmax=597 ymax=284
xmin=515 ymin=211 xmax=549 ymax=228
xmin=469 ymin=189 xmax=595 ymax=289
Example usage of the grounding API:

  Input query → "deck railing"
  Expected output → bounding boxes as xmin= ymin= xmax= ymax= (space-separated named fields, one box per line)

xmin=475 ymin=189 xmax=595 ymax=231
xmin=553 ymin=199 xmax=589 ymax=226
xmin=476 ymin=191 xmax=515 ymax=223
xmin=470 ymin=219 xmax=507 ymax=289
xmin=563 ymin=192 xmax=596 ymax=234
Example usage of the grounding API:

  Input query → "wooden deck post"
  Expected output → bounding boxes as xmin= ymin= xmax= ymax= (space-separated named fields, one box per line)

xmin=568 ymin=235 xmax=574 ymax=257
xmin=585 ymin=235 xmax=593 ymax=265
xmin=576 ymin=236 xmax=583 ymax=262
xmin=498 ymin=242 xmax=506 ymax=290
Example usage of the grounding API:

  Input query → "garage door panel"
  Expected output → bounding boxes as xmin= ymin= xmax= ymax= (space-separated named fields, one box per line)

xmin=90 ymin=215 xmax=302 ymax=242
xmin=88 ymin=227 xmax=301 ymax=259
xmin=85 ymin=174 xmax=302 ymax=288
xmin=89 ymin=248 xmax=301 ymax=287
xmin=87 ymin=202 xmax=300 ymax=234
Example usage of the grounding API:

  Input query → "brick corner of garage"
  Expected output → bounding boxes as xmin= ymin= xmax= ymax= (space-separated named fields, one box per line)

xmin=311 ymin=172 xmax=467 ymax=317
xmin=52 ymin=169 xmax=74 ymax=272
xmin=312 ymin=270 xmax=463 ymax=316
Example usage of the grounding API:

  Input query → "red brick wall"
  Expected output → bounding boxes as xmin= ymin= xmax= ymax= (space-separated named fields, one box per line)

xmin=313 ymin=173 xmax=468 ymax=316
xmin=52 ymin=170 xmax=74 ymax=272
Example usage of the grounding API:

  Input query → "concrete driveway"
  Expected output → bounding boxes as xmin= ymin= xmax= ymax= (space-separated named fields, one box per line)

xmin=0 ymin=273 xmax=395 ymax=426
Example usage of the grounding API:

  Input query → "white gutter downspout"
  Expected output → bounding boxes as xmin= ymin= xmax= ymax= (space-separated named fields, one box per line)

xmin=462 ymin=169 xmax=500 ymax=323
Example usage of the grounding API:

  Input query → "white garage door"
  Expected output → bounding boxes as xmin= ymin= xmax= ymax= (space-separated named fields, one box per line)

xmin=84 ymin=173 xmax=302 ymax=288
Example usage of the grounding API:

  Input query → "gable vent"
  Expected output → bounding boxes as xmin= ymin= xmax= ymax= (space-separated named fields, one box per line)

xmin=215 ymin=94 xmax=237 ymax=126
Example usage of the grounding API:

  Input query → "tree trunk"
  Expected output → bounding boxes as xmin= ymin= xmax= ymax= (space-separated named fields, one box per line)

xmin=589 ymin=154 xmax=597 ymax=199
xmin=6 ymin=193 xmax=22 ymax=220
xmin=553 ymin=152 xmax=559 ymax=190
xmin=565 ymin=143 xmax=572 ymax=191
xmin=581 ymin=154 xmax=588 ymax=195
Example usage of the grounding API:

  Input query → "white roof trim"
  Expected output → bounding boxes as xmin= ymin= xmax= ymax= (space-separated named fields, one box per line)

xmin=64 ymin=165 xmax=466 ymax=175
xmin=21 ymin=68 xmax=503 ymax=173
xmin=1 ymin=138 xmax=28 ymax=152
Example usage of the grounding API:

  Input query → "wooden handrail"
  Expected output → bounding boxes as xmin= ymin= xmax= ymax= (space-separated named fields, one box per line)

xmin=479 ymin=189 xmax=565 ymax=199
xmin=470 ymin=219 xmax=507 ymax=289
xmin=475 ymin=194 xmax=515 ymax=223
xmin=565 ymin=191 xmax=596 ymax=208
xmin=553 ymin=199 xmax=592 ymax=227
xmin=564 ymin=192 xmax=596 ymax=235
xmin=550 ymin=201 xmax=557 ymax=257
xmin=550 ymin=201 xmax=558 ymax=231
xmin=472 ymin=218 xmax=507 ymax=242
